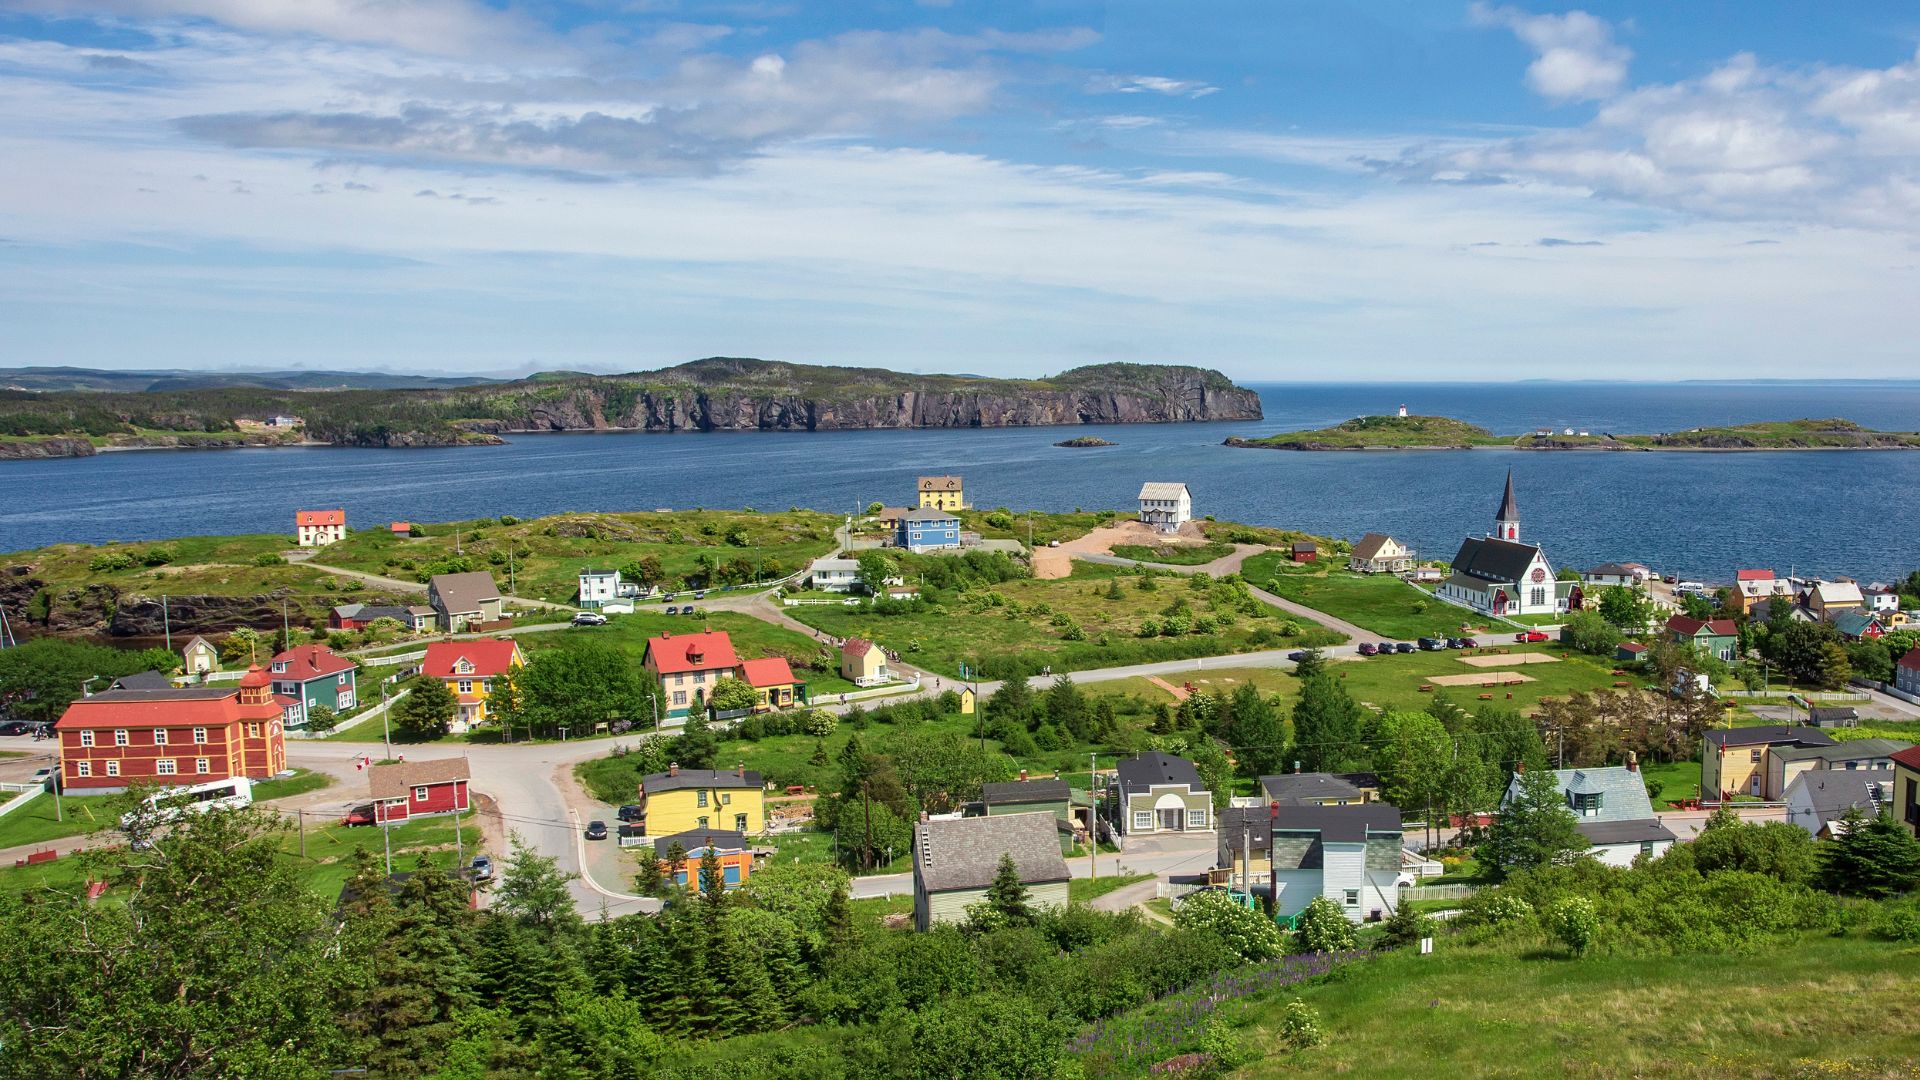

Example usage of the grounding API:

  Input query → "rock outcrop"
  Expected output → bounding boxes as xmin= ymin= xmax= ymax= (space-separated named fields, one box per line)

xmin=0 ymin=565 xmax=299 ymax=637
xmin=0 ymin=436 xmax=96 ymax=459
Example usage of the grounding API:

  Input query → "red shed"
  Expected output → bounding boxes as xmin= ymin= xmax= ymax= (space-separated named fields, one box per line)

xmin=1291 ymin=541 xmax=1319 ymax=563
xmin=370 ymin=756 xmax=472 ymax=823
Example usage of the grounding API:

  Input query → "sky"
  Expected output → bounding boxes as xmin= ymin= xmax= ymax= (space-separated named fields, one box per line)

xmin=3 ymin=2 xmax=1920 ymax=381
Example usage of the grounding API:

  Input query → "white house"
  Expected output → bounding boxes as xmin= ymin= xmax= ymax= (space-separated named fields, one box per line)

xmin=1504 ymin=762 xmax=1675 ymax=867
xmin=577 ymin=567 xmax=621 ymax=609
xmin=295 ymin=509 xmax=346 ymax=547
xmin=807 ymin=557 xmax=862 ymax=593
xmin=1864 ymin=584 xmax=1902 ymax=614
xmin=1439 ymin=471 xmax=1577 ymax=618
xmin=1137 ymin=482 xmax=1192 ymax=534
xmin=1222 ymin=803 xmax=1404 ymax=924
xmin=1584 ymin=563 xmax=1650 ymax=587
xmin=1348 ymin=533 xmax=1413 ymax=574
xmin=1785 ymin=769 xmax=1895 ymax=838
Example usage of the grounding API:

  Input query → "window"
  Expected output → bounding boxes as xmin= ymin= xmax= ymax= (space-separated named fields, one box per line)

xmin=697 ymin=816 xmax=709 ymax=828
xmin=414 ymin=786 xmax=429 ymax=801
xmin=1343 ymin=889 xmax=1359 ymax=906
xmin=721 ymin=793 xmax=732 ymax=805
xmin=1640 ymin=841 xmax=1656 ymax=856
xmin=458 ymin=680 xmax=473 ymax=694
xmin=106 ymin=760 xmax=120 ymax=777
xmin=1530 ymin=587 xmax=1546 ymax=607
xmin=196 ymin=758 xmax=210 ymax=774
xmin=247 ymin=723 xmax=260 ymax=738
xmin=79 ymin=730 xmax=94 ymax=747
xmin=735 ymin=813 xmax=748 ymax=832
xmin=674 ymin=673 xmax=685 ymax=686
xmin=1187 ymin=808 xmax=1208 ymax=829
xmin=114 ymin=729 xmax=129 ymax=746
xmin=1749 ymin=749 xmax=1763 ymax=763
xmin=1572 ymin=792 xmax=1602 ymax=815
xmin=193 ymin=727 xmax=207 ymax=744
xmin=672 ymin=691 xmax=687 ymax=706
xmin=75 ymin=762 xmax=91 ymax=778
xmin=157 ymin=759 xmax=176 ymax=776
xmin=154 ymin=729 xmax=168 ymax=745
xmin=697 ymin=790 xmax=709 ymax=807
xmin=1132 ymin=810 xmax=1152 ymax=831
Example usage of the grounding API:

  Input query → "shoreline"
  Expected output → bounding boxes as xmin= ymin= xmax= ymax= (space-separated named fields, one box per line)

xmin=1223 ymin=439 xmax=1920 ymax=454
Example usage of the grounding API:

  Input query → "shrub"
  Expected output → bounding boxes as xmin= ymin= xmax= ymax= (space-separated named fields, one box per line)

xmin=1276 ymin=999 xmax=1324 ymax=1050
xmin=1545 ymin=896 xmax=1597 ymax=955
xmin=802 ymin=710 xmax=838 ymax=737
xmin=252 ymin=553 xmax=282 ymax=567
xmin=1197 ymin=1015 xmax=1246 ymax=1068
xmin=1375 ymin=904 xmax=1435 ymax=951
xmin=1173 ymin=890 xmax=1284 ymax=962
xmin=88 ymin=551 xmax=137 ymax=573
xmin=1871 ymin=898 xmax=1920 ymax=942
xmin=1294 ymin=896 xmax=1357 ymax=953
xmin=1460 ymin=890 xmax=1533 ymax=929
xmin=139 ymin=546 xmax=176 ymax=567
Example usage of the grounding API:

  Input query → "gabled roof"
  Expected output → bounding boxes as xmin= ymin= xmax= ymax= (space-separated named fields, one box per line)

xmin=739 ymin=657 xmax=798 ymax=688
xmin=1808 ymin=706 xmax=1859 ymax=724
xmin=1812 ymin=581 xmax=1864 ymax=605
xmin=578 ymin=567 xmax=619 ymax=578
xmin=1772 ymin=738 xmax=1909 ymax=765
xmin=296 ymin=509 xmax=344 ymax=527
xmin=1291 ymin=541 xmax=1318 ymax=553
xmin=1786 ymin=768 xmax=1894 ymax=822
xmin=913 ymin=810 xmax=1069 ymax=894
xmin=1618 ymin=642 xmax=1648 ymax=653
xmin=1494 ymin=469 xmax=1520 ymax=523
xmin=1703 ymin=725 xmax=1836 ymax=749
xmin=1736 ymin=569 xmax=1779 ymax=581
xmin=652 ymin=828 xmax=749 ymax=857
xmin=1508 ymin=766 xmax=1656 ymax=824
xmin=642 ymin=630 xmax=737 ymax=675
xmin=902 ymin=506 xmax=959 ymax=522
xmin=1260 ymin=772 xmax=1365 ymax=805
xmin=422 ymin=639 xmax=521 ymax=679
xmin=1833 ymin=611 xmax=1882 ymax=636
xmin=1116 ymin=751 xmax=1205 ymax=796
xmin=1218 ymin=806 xmax=1275 ymax=861
xmin=1449 ymin=536 xmax=1545 ymax=584
xmin=642 ymin=767 xmax=761 ymax=794
xmin=269 ymin=644 xmax=355 ymax=682
xmin=1137 ymin=482 xmax=1189 ymax=501
xmin=1269 ymin=802 xmax=1403 ymax=843
xmin=182 ymin=635 xmax=215 ymax=653
xmin=1667 ymin=614 xmax=1739 ymax=637
xmin=1576 ymin=819 xmax=1678 ymax=846
xmin=808 ymin=557 xmax=860 ymax=574
xmin=369 ymin=756 xmax=471 ymax=801
xmin=1349 ymin=533 xmax=1398 ymax=561
xmin=981 ymin=778 xmax=1072 ymax=806
xmin=109 ymin=671 xmax=173 ymax=691
xmin=1900 ymin=647 xmax=1920 ymax=674
xmin=917 ymin=475 xmax=963 ymax=492
xmin=1586 ymin=563 xmax=1637 ymax=576
xmin=428 ymin=571 xmax=501 ymax=615
xmin=842 ymin=637 xmax=877 ymax=659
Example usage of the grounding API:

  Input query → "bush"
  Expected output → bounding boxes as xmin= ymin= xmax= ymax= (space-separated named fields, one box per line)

xmin=1871 ymin=897 xmax=1920 ymax=942
xmin=802 ymin=710 xmax=838 ymax=738
xmin=1460 ymin=890 xmax=1533 ymax=929
xmin=139 ymin=546 xmax=176 ymax=567
xmin=1276 ymin=999 xmax=1324 ymax=1050
xmin=88 ymin=551 xmax=137 ymax=573
xmin=252 ymin=552 xmax=283 ymax=567
xmin=1294 ymin=896 xmax=1357 ymax=953
xmin=1544 ymin=896 xmax=1597 ymax=955
xmin=1173 ymin=890 xmax=1284 ymax=962
xmin=1375 ymin=904 xmax=1436 ymax=951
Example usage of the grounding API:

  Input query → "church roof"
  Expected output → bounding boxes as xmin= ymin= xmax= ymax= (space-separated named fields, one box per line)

xmin=1495 ymin=469 xmax=1520 ymax=523
xmin=1449 ymin=535 xmax=1544 ymax=585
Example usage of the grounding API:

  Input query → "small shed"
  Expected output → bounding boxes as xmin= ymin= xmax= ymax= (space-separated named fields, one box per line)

xmin=1291 ymin=541 xmax=1318 ymax=563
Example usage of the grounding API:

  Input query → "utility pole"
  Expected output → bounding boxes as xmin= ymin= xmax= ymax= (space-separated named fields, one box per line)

xmin=381 ymin=681 xmax=393 ymax=762
xmin=1242 ymin=820 xmax=1252 ymax=904
xmin=162 ymin=594 xmax=171 ymax=655
xmin=382 ymin=819 xmax=393 ymax=875
xmin=298 ymin=808 xmax=307 ymax=857
xmin=455 ymin=806 xmax=464 ymax=871
xmin=1088 ymin=752 xmax=1099 ymax=882
xmin=280 ymin=599 xmax=289 ymax=651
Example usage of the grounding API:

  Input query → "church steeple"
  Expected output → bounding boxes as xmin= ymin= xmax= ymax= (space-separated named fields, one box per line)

xmin=1494 ymin=469 xmax=1520 ymax=541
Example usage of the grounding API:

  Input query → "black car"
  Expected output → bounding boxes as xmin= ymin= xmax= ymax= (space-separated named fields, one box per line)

xmin=1286 ymin=650 xmax=1309 ymax=662
xmin=0 ymin=720 xmax=35 ymax=737
xmin=616 ymin=804 xmax=643 ymax=823
xmin=1395 ymin=642 xmax=1416 ymax=654
xmin=1418 ymin=637 xmax=1444 ymax=651
xmin=584 ymin=820 xmax=608 ymax=841
xmin=1445 ymin=637 xmax=1464 ymax=649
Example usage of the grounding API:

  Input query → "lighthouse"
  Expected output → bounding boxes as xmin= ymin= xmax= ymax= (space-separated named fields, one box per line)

xmin=1397 ymin=404 xmax=1408 ymax=418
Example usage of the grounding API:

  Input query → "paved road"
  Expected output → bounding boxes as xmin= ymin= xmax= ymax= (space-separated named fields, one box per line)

xmin=849 ymin=833 xmax=1221 ymax=898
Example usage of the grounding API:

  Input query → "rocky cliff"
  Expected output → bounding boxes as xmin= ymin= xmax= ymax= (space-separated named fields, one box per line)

xmin=1 ymin=564 xmax=302 ymax=637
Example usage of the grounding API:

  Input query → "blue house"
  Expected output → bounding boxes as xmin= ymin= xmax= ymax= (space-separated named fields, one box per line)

xmin=899 ymin=507 xmax=962 ymax=552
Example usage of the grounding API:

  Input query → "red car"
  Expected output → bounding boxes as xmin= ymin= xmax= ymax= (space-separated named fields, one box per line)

xmin=340 ymin=805 xmax=376 ymax=827
xmin=1515 ymin=630 xmax=1549 ymax=643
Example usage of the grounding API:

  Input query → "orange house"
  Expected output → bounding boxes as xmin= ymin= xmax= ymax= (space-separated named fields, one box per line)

xmin=650 ymin=828 xmax=755 ymax=891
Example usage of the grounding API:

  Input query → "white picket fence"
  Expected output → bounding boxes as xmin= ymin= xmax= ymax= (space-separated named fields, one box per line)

xmin=1400 ymin=883 xmax=1477 ymax=902
xmin=0 ymin=784 xmax=46 ymax=821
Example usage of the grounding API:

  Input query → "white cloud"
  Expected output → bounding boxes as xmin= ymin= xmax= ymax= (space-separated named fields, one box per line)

xmin=14 ymin=0 xmax=551 ymax=58
xmin=1090 ymin=74 xmax=1218 ymax=99
xmin=1470 ymin=3 xmax=1630 ymax=102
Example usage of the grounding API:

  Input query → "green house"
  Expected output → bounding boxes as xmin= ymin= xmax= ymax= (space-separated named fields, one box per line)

xmin=979 ymin=777 xmax=1077 ymax=853
xmin=1666 ymin=615 xmax=1739 ymax=662
xmin=267 ymin=644 xmax=359 ymax=727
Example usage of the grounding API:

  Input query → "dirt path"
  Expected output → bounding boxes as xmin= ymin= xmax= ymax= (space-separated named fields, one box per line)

xmin=1145 ymin=675 xmax=1191 ymax=701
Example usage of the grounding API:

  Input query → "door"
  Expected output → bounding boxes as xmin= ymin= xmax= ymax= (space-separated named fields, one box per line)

xmin=1159 ymin=808 xmax=1183 ymax=831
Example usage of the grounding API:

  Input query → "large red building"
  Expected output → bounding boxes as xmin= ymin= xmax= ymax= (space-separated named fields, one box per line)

xmin=54 ymin=666 xmax=287 ymax=791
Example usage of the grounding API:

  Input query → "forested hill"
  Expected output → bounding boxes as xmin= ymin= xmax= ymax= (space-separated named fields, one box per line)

xmin=0 ymin=358 xmax=1264 ymax=457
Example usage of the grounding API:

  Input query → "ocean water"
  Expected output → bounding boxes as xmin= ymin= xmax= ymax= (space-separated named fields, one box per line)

xmin=3 ymin=381 xmax=1918 ymax=583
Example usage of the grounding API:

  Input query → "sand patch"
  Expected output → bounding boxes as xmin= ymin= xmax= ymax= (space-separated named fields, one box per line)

xmin=1030 ymin=547 xmax=1072 ymax=580
xmin=1457 ymin=652 xmax=1561 ymax=668
xmin=1427 ymin=670 xmax=1535 ymax=686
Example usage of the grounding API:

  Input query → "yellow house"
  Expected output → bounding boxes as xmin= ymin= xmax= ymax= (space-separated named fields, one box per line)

xmin=840 ymin=638 xmax=891 ymax=686
xmin=638 ymin=764 xmax=765 ymax=836
xmin=422 ymin=639 xmax=524 ymax=730
xmin=739 ymin=657 xmax=802 ymax=712
xmin=1892 ymin=747 xmax=1920 ymax=837
xmin=917 ymin=475 xmax=965 ymax=511
xmin=1702 ymin=725 xmax=1836 ymax=800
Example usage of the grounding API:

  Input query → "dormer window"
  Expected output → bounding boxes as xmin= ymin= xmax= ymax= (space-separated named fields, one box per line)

xmin=1570 ymin=792 xmax=1603 ymax=816
xmin=456 ymin=659 xmax=474 ymax=674
xmin=271 ymin=662 xmax=287 ymax=673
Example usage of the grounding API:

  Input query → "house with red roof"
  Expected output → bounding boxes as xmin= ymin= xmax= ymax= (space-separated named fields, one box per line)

xmin=1890 ymin=743 xmax=1920 ymax=836
xmin=739 ymin=656 xmax=803 ymax=711
xmin=840 ymin=638 xmax=891 ymax=687
xmin=421 ymin=639 xmax=524 ymax=731
xmin=1896 ymin=647 xmax=1920 ymax=700
xmin=1666 ymin=614 xmax=1740 ymax=663
xmin=368 ymin=757 xmax=472 ymax=824
xmin=267 ymin=644 xmax=358 ymax=727
xmin=642 ymin=630 xmax=741 ymax=720
xmin=1730 ymin=569 xmax=1788 ymax=616
xmin=295 ymin=509 xmax=346 ymax=547
xmin=53 ymin=666 xmax=286 ymax=791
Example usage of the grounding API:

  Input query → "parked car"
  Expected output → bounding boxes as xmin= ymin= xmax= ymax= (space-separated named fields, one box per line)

xmin=571 ymin=611 xmax=607 ymax=626
xmin=682 ymin=607 xmax=699 ymax=616
xmin=1418 ymin=637 xmax=1444 ymax=651
xmin=0 ymin=720 xmax=35 ymax=737
xmin=1445 ymin=637 xmax=1464 ymax=649
xmin=470 ymin=855 xmax=494 ymax=882
xmin=693 ymin=590 xmax=707 ymax=600
xmin=1515 ymin=630 xmax=1549 ymax=643
xmin=1287 ymin=650 xmax=1310 ymax=662
xmin=1357 ymin=642 xmax=1378 ymax=656
xmin=1461 ymin=637 xmax=1479 ymax=648
xmin=340 ymin=805 xmax=376 ymax=827
xmin=616 ymin=804 xmax=643 ymax=823
xmin=584 ymin=820 xmax=608 ymax=841
xmin=1395 ymin=642 xmax=1416 ymax=654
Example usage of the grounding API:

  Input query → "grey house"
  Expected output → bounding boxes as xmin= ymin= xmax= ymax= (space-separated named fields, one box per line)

xmin=1113 ymin=752 xmax=1213 ymax=835
xmin=1784 ymin=768 xmax=1895 ymax=838
xmin=427 ymin=571 xmax=504 ymax=632
xmin=1216 ymin=803 xmax=1405 ymax=923
xmin=912 ymin=811 xmax=1070 ymax=930
xmin=1259 ymin=771 xmax=1379 ymax=806
xmin=1505 ymin=765 xmax=1676 ymax=867
xmin=1767 ymin=738 xmax=1910 ymax=803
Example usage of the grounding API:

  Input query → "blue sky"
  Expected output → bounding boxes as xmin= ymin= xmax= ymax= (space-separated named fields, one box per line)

xmin=3 ymin=1 xmax=1919 ymax=380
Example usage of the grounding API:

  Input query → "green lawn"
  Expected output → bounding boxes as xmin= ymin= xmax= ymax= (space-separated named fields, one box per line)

xmin=252 ymin=769 xmax=332 ymax=801
xmin=1637 ymin=756 xmax=1705 ymax=809
xmin=0 ymin=793 xmax=119 ymax=851
xmin=1108 ymin=542 xmax=1236 ymax=566
xmin=785 ymin=562 xmax=1342 ymax=679
xmin=1224 ymin=932 xmax=1920 ymax=1078
xmin=1069 ymin=872 xmax=1151 ymax=904
xmin=1239 ymin=562 xmax=1480 ymax=640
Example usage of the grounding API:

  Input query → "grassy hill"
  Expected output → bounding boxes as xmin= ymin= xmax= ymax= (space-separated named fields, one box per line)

xmin=1230 ymin=414 xmax=1920 ymax=452
xmin=1226 ymin=415 xmax=1503 ymax=450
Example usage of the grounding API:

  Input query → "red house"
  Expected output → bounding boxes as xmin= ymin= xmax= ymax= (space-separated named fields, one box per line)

xmin=369 ymin=757 xmax=473 ymax=823
xmin=1291 ymin=541 xmax=1318 ymax=563
xmin=54 ymin=666 xmax=286 ymax=791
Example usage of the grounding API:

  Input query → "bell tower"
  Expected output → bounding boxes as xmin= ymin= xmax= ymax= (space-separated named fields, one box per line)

xmin=1494 ymin=469 xmax=1520 ymax=542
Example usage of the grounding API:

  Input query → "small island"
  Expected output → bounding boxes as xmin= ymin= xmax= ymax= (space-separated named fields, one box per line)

xmin=1227 ymin=415 xmax=1920 ymax=452
xmin=1054 ymin=436 xmax=1115 ymax=448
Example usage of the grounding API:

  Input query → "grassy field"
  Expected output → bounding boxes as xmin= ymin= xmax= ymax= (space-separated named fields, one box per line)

xmin=1069 ymin=872 xmax=1151 ymax=904
xmin=305 ymin=509 xmax=840 ymax=603
xmin=1240 ymin=558 xmax=1493 ymax=640
xmin=1228 ymin=414 xmax=1505 ymax=450
xmin=1224 ymin=932 xmax=1920 ymax=1077
xmin=785 ymin=562 xmax=1343 ymax=678
xmin=0 ymin=793 xmax=119 ymax=851
xmin=529 ymin=609 xmax=837 ymax=682
xmin=954 ymin=508 xmax=1120 ymax=547
xmin=252 ymin=769 xmax=332 ymax=801
xmin=1109 ymin=542 xmax=1236 ymax=566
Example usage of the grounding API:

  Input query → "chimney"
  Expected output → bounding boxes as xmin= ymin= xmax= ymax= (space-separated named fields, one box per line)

xmin=668 ymin=762 xmax=679 ymax=777
xmin=1268 ymin=800 xmax=1279 ymax=822
xmin=1626 ymin=750 xmax=1639 ymax=773
xmin=1019 ymin=769 xmax=1029 ymax=781
xmin=919 ymin=810 xmax=929 ymax=823
xmin=1515 ymin=761 xmax=1525 ymax=774
xmin=737 ymin=762 xmax=746 ymax=778
xmin=1293 ymin=760 xmax=1302 ymax=774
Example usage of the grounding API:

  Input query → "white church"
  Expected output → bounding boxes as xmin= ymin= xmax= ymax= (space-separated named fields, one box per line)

xmin=1437 ymin=471 xmax=1582 ymax=618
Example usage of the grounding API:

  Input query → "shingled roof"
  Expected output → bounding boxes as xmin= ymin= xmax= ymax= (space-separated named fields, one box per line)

xmin=913 ymin=811 xmax=1069 ymax=894
xmin=1115 ymin=751 xmax=1205 ymax=797
xmin=369 ymin=757 xmax=472 ymax=801
xmin=1448 ymin=535 xmax=1544 ymax=584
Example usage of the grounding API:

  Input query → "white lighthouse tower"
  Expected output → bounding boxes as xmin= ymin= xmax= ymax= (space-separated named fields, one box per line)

xmin=1397 ymin=404 xmax=1408 ymax=418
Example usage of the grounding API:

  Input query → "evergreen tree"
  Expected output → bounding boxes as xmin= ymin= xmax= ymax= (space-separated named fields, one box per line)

xmin=985 ymin=674 xmax=1036 ymax=730
xmin=634 ymin=846 xmax=665 ymax=897
xmin=1820 ymin=808 xmax=1920 ymax=897
xmin=821 ymin=878 xmax=855 ymax=961
xmin=1045 ymin=675 xmax=1090 ymax=742
xmin=985 ymin=853 xmax=1033 ymax=926
xmin=391 ymin=675 xmax=458 ymax=740
xmin=1229 ymin=684 xmax=1285 ymax=777
xmin=1481 ymin=768 xmax=1590 ymax=877
xmin=496 ymin=832 xmax=585 ymax=939
xmin=1289 ymin=674 xmax=1366 ymax=772
xmin=1291 ymin=648 xmax=1327 ymax=681
xmin=809 ymin=737 xmax=831 ymax=766
xmin=698 ymin=848 xmax=728 ymax=920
